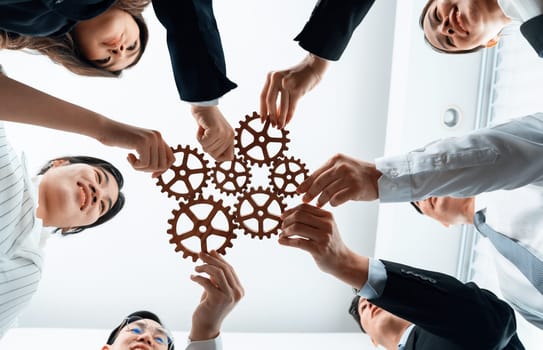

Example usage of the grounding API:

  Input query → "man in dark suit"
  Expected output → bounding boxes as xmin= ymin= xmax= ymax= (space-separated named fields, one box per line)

xmin=280 ymin=203 xmax=524 ymax=349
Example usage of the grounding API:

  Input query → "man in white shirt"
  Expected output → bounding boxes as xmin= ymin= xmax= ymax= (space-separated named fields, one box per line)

xmin=411 ymin=190 xmax=543 ymax=329
xmin=102 ymin=251 xmax=243 ymax=350
xmin=420 ymin=0 xmax=543 ymax=56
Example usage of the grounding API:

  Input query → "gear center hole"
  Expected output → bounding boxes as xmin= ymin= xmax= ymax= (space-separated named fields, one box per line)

xmin=198 ymin=225 xmax=207 ymax=233
xmin=228 ymin=172 xmax=234 ymax=179
xmin=257 ymin=210 xmax=264 ymax=217
xmin=258 ymin=135 xmax=266 ymax=143
xmin=180 ymin=169 xmax=187 ymax=177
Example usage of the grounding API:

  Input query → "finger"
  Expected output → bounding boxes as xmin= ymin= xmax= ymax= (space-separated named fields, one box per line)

xmin=284 ymin=93 xmax=299 ymax=126
xmin=216 ymin=141 xmax=235 ymax=162
xmin=260 ymin=73 xmax=272 ymax=122
xmin=194 ymin=263 xmax=230 ymax=292
xmin=315 ymin=178 xmax=350 ymax=208
xmin=199 ymin=252 xmax=237 ymax=289
xmin=297 ymin=161 xmax=334 ymax=195
xmin=190 ymin=274 xmax=218 ymax=293
xmin=301 ymin=167 xmax=337 ymax=204
xmin=278 ymin=88 xmax=289 ymax=129
xmin=278 ymin=235 xmax=318 ymax=255
xmin=208 ymin=251 xmax=243 ymax=292
xmin=266 ymin=73 xmax=283 ymax=127
xmin=329 ymin=187 xmax=355 ymax=207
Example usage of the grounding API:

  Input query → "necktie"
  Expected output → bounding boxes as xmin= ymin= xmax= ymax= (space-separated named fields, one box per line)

xmin=474 ymin=209 xmax=543 ymax=295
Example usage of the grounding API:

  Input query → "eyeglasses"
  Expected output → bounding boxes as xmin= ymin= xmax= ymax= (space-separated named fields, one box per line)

xmin=115 ymin=316 xmax=174 ymax=350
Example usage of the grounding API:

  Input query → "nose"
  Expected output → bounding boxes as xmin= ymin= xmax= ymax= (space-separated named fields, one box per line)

xmin=439 ymin=16 xmax=454 ymax=35
xmin=136 ymin=331 xmax=153 ymax=346
xmin=89 ymin=184 xmax=102 ymax=205
xmin=109 ymin=43 xmax=125 ymax=55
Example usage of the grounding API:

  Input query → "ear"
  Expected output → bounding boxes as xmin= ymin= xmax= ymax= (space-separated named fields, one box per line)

xmin=50 ymin=159 xmax=70 ymax=168
xmin=441 ymin=222 xmax=450 ymax=228
xmin=101 ymin=345 xmax=111 ymax=350
xmin=485 ymin=36 xmax=500 ymax=48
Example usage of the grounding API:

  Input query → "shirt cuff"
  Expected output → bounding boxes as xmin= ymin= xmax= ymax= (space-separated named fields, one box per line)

xmin=357 ymin=258 xmax=387 ymax=299
xmin=190 ymin=99 xmax=219 ymax=107
xmin=186 ymin=335 xmax=222 ymax=350
xmin=375 ymin=155 xmax=412 ymax=202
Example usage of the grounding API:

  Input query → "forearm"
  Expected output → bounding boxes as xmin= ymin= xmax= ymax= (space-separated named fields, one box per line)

xmin=0 ymin=74 xmax=116 ymax=141
xmin=326 ymin=249 xmax=369 ymax=290
xmin=377 ymin=114 xmax=543 ymax=202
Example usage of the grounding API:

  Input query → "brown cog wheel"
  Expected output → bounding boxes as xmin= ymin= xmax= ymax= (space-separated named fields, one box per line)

xmin=269 ymin=157 xmax=309 ymax=197
xmin=211 ymin=156 xmax=252 ymax=195
xmin=167 ymin=195 xmax=237 ymax=262
xmin=234 ymin=187 xmax=287 ymax=239
xmin=234 ymin=112 xmax=290 ymax=167
xmin=156 ymin=145 xmax=210 ymax=201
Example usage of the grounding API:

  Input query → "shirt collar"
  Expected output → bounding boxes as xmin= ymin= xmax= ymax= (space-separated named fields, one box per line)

xmin=398 ymin=324 xmax=415 ymax=350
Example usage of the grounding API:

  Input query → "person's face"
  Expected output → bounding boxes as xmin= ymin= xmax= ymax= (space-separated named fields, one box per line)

xmin=422 ymin=0 xmax=505 ymax=52
xmin=102 ymin=318 xmax=171 ymax=350
xmin=38 ymin=160 xmax=119 ymax=231
xmin=72 ymin=7 xmax=141 ymax=71
xmin=358 ymin=298 xmax=398 ymax=347
xmin=413 ymin=196 xmax=473 ymax=227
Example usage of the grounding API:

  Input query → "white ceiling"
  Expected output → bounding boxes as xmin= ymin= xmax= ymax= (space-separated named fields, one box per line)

xmin=1 ymin=0 xmax=395 ymax=332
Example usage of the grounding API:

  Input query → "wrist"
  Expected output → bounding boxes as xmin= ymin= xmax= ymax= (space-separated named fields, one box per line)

xmin=189 ymin=322 xmax=220 ymax=341
xmin=308 ymin=53 xmax=329 ymax=76
xmin=334 ymin=249 xmax=369 ymax=289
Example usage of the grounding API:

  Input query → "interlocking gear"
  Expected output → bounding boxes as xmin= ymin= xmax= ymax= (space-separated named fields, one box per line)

xmin=167 ymin=195 xmax=237 ymax=262
xmin=211 ymin=156 xmax=252 ymax=195
xmin=156 ymin=145 xmax=210 ymax=201
xmin=269 ymin=157 xmax=309 ymax=197
xmin=234 ymin=112 xmax=290 ymax=166
xmin=234 ymin=187 xmax=287 ymax=239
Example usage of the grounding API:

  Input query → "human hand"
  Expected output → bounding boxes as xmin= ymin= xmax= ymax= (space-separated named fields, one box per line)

xmin=260 ymin=53 xmax=329 ymax=129
xmin=279 ymin=204 xmax=368 ymax=288
xmin=192 ymin=105 xmax=235 ymax=161
xmin=190 ymin=251 xmax=244 ymax=341
xmin=297 ymin=154 xmax=382 ymax=207
xmin=99 ymin=121 xmax=174 ymax=177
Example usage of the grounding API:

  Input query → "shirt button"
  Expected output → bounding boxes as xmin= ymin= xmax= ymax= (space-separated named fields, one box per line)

xmin=55 ymin=0 xmax=64 ymax=4
xmin=389 ymin=168 xmax=399 ymax=177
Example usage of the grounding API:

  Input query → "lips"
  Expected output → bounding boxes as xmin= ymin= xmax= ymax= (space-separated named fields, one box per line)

xmin=78 ymin=182 xmax=90 ymax=210
xmin=130 ymin=345 xmax=151 ymax=350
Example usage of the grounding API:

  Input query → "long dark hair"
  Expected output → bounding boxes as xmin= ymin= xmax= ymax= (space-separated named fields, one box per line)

xmin=39 ymin=155 xmax=126 ymax=235
xmin=0 ymin=0 xmax=150 ymax=76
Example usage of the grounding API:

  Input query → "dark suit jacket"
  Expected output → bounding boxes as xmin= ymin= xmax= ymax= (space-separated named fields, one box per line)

xmin=152 ymin=0 xmax=374 ymax=102
xmin=521 ymin=14 xmax=543 ymax=58
xmin=370 ymin=261 xmax=524 ymax=350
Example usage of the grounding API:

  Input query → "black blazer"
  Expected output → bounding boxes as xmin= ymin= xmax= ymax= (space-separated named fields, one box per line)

xmin=370 ymin=261 xmax=524 ymax=350
xmin=521 ymin=15 xmax=543 ymax=57
xmin=152 ymin=0 xmax=374 ymax=102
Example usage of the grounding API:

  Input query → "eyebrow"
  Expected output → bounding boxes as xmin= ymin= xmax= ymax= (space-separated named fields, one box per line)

xmin=98 ymin=167 xmax=113 ymax=212
xmin=99 ymin=47 xmax=140 ymax=70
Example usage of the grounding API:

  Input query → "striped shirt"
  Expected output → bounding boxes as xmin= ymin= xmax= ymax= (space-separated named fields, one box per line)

xmin=0 ymin=122 xmax=44 ymax=338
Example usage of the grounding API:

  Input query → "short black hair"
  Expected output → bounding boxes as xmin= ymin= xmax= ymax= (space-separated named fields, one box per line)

xmin=410 ymin=201 xmax=423 ymax=215
xmin=348 ymin=295 xmax=366 ymax=333
xmin=107 ymin=310 xmax=175 ymax=350
xmin=38 ymin=155 xmax=125 ymax=235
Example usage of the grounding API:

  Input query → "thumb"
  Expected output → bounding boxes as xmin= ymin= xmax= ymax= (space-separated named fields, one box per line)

xmin=127 ymin=153 xmax=138 ymax=166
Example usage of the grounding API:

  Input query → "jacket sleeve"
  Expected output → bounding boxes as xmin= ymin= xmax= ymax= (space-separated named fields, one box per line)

xmin=294 ymin=0 xmax=375 ymax=61
xmin=370 ymin=260 xmax=518 ymax=350
xmin=151 ymin=0 xmax=237 ymax=102
xmin=376 ymin=113 xmax=543 ymax=202
xmin=520 ymin=14 xmax=543 ymax=58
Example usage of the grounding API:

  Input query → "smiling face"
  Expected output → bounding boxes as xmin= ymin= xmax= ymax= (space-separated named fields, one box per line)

xmin=421 ymin=0 xmax=510 ymax=52
xmin=37 ymin=160 xmax=119 ymax=231
xmin=72 ymin=7 xmax=141 ymax=71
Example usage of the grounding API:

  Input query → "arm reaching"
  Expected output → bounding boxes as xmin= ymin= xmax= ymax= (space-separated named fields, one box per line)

xmin=260 ymin=53 xmax=328 ymax=129
xmin=0 ymin=74 xmax=174 ymax=177
xmin=189 ymin=251 xmax=244 ymax=341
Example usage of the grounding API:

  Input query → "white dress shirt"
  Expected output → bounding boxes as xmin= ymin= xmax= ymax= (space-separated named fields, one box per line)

xmin=0 ymin=122 xmax=46 ymax=338
xmin=498 ymin=0 xmax=543 ymax=21
xmin=375 ymin=114 xmax=543 ymax=202
xmin=475 ymin=186 xmax=543 ymax=329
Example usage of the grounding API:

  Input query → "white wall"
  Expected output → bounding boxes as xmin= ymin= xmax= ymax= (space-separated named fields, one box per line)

xmin=0 ymin=0 xmax=394 ymax=334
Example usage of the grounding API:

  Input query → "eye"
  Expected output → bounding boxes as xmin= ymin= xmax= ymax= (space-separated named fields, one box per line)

xmin=127 ymin=41 xmax=138 ymax=51
xmin=154 ymin=336 xmax=166 ymax=344
xmin=99 ymin=201 xmax=105 ymax=215
xmin=130 ymin=326 xmax=143 ymax=335
xmin=434 ymin=6 xmax=441 ymax=21
xmin=94 ymin=57 xmax=111 ymax=65
xmin=95 ymin=170 xmax=102 ymax=184
xmin=446 ymin=36 xmax=455 ymax=47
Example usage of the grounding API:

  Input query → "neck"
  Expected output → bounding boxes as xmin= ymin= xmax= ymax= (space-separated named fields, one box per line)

xmin=464 ymin=197 xmax=476 ymax=225
xmin=382 ymin=321 xmax=412 ymax=350
xmin=36 ymin=182 xmax=48 ymax=225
